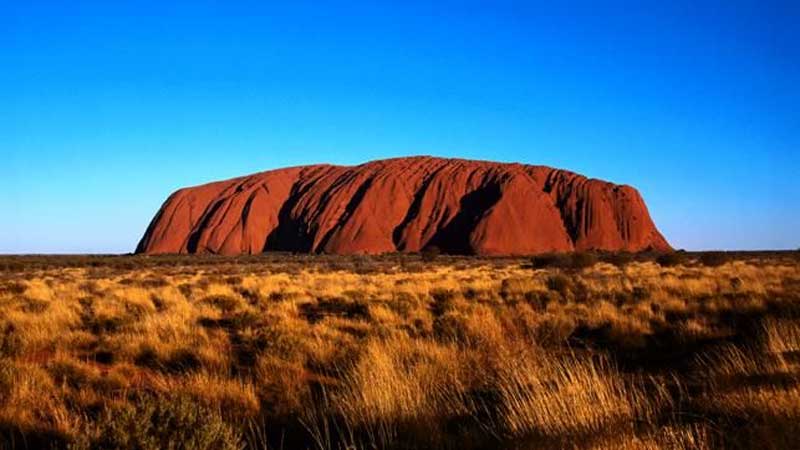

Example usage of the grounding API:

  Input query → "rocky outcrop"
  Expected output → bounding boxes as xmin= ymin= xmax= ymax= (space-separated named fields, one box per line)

xmin=136 ymin=156 xmax=671 ymax=255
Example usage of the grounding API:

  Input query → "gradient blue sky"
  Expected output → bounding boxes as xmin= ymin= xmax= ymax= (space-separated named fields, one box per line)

xmin=3 ymin=1 xmax=798 ymax=253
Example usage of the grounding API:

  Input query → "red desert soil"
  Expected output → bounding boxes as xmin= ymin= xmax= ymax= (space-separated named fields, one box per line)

xmin=136 ymin=156 xmax=671 ymax=255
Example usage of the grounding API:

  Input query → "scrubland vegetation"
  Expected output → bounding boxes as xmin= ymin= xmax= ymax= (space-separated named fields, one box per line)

xmin=0 ymin=252 xmax=798 ymax=449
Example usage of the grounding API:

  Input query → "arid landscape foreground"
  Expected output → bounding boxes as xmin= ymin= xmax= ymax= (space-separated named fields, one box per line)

xmin=0 ymin=252 xmax=798 ymax=449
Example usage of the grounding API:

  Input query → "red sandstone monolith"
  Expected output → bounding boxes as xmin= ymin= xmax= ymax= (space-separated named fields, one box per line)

xmin=136 ymin=156 xmax=671 ymax=255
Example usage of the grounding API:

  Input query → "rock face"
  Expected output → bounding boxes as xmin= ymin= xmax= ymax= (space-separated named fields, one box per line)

xmin=136 ymin=156 xmax=671 ymax=255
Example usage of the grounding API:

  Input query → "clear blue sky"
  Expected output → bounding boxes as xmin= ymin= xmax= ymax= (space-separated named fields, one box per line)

xmin=3 ymin=1 xmax=798 ymax=253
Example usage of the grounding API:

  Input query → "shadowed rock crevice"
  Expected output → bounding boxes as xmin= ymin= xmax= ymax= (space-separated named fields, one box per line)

xmin=425 ymin=184 xmax=502 ymax=254
xmin=316 ymin=177 xmax=375 ymax=252
xmin=186 ymin=199 xmax=228 ymax=253
xmin=262 ymin=180 xmax=317 ymax=253
xmin=391 ymin=165 xmax=448 ymax=250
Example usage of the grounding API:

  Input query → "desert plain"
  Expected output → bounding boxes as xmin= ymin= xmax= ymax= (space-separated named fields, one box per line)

xmin=0 ymin=252 xmax=798 ymax=449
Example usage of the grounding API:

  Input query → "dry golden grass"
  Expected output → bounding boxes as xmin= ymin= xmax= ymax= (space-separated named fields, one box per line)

xmin=0 ymin=252 xmax=797 ymax=449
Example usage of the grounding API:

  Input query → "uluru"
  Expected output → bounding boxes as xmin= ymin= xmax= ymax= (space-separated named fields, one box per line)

xmin=136 ymin=156 xmax=671 ymax=255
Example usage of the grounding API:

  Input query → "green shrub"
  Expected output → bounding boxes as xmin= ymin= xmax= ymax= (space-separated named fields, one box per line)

xmin=433 ymin=312 xmax=469 ymax=343
xmin=632 ymin=286 xmax=650 ymax=301
xmin=235 ymin=287 xmax=261 ymax=305
xmin=164 ymin=348 xmax=203 ymax=374
xmin=570 ymin=252 xmax=599 ymax=270
xmin=698 ymin=251 xmax=730 ymax=267
xmin=430 ymin=289 xmax=459 ymax=316
xmin=546 ymin=275 xmax=572 ymax=297
xmin=600 ymin=252 xmax=634 ymax=268
xmin=299 ymin=297 xmax=370 ymax=324
xmin=0 ymin=324 xmax=23 ymax=357
xmin=0 ymin=281 xmax=26 ymax=295
xmin=134 ymin=345 xmax=161 ymax=369
xmin=656 ymin=252 xmax=686 ymax=267
xmin=48 ymin=360 xmax=92 ymax=389
xmin=143 ymin=277 xmax=170 ymax=288
xmin=85 ymin=395 xmax=241 ymax=450
xmin=133 ymin=347 xmax=202 ymax=374
xmin=529 ymin=252 xmax=598 ymax=270
xmin=201 ymin=295 xmax=241 ymax=313
xmin=529 ymin=253 xmax=571 ymax=269
xmin=421 ymin=245 xmax=441 ymax=262
xmin=387 ymin=292 xmax=417 ymax=317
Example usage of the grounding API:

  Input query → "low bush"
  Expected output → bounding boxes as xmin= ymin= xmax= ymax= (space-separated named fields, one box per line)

xmin=82 ymin=395 xmax=241 ymax=450
xmin=529 ymin=252 xmax=598 ymax=270
xmin=699 ymin=251 xmax=730 ymax=267
xmin=570 ymin=252 xmax=599 ymax=269
xmin=0 ymin=281 xmax=27 ymax=296
xmin=657 ymin=251 xmax=687 ymax=267
xmin=430 ymin=288 xmax=460 ymax=316
xmin=546 ymin=275 xmax=572 ymax=297
xmin=433 ymin=312 xmax=470 ymax=342
xmin=201 ymin=295 xmax=242 ymax=313
xmin=421 ymin=245 xmax=441 ymax=262
xmin=529 ymin=253 xmax=571 ymax=269
xmin=164 ymin=348 xmax=204 ymax=374
xmin=0 ymin=324 xmax=23 ymax=357
xmin=600 ymin=252 xmax=634 ymax=267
